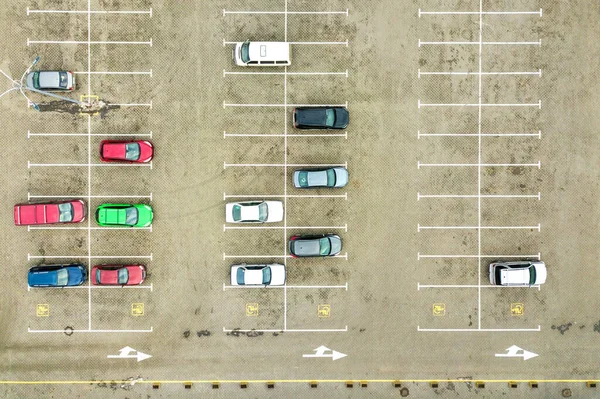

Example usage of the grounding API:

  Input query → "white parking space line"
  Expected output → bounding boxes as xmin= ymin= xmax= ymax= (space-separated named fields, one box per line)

xmin=417 ymin=327 xmax=540 ymax=332
xmin=28 ymin=226 xmax=152 ymax=231
xmin=224 ymin=132 xmax=347 ymax=138
xmin=28 ymin=328 xmax=153 ymax=333
xmin=224 ymin=162 xmax=347 ymax=168
xmin=418 ymin=9 xmax=542 ymax=17
xmin=223 ymin=101 xmax=347 ymax=108
xmin=223 ymin=283 xmax=347 ymax=290
xmin=28 ymin=162 xmax=152 ymax=168
xmin=28 ymin=193 xmax=153 ymax=200
xmin=223 ymin=327 xmax=348 ymax=333
xmin=223 ymin=40 xmax=348 ymax=46
xmin=418 ymin=39 xmax=541 ymax=47
xmin=224 ymin=70 xmax=347 ymax=77
xmin=417 ymin=161 xmax=540 ymax=168
xmin=224 ymin=193 xmax=347 ymax=200
xmin=417 ymin=193 xmax=540 ymax=200
xmin=418 ymin=100 xmax=541 ymax=108
xmin=417 ymin=283 xmax=540 ymax=289
xmin=418 ymin=253 xmax=541 ymax=260
xmin=27 ymin=8 xmax=152 ymax=16
xmin=28 ymin=130 xmax=153 ymax=138
xmin=30 ymin=284 xmax=153 ymax=290
xmin=74 ymin=70 xmax=152 ymax=76
xmin=28 ymin=254 xmax=153 ymax=260
xmin=417 ymin=224 xmax=540 ymax=231
xmin=223 ymin=224 xmax=348 ymax=231
xmin=27 ymin=39 xmax=152 ymax=46
xmin=418 ymin=69 xmax=541 ymax=77
xmin=223 ymin=10 xmax=348 ymax=16
xmin=223 ymin=253 xmax=348 ymax=260
xmin=418 ymin=130 xmax=541 ymax=139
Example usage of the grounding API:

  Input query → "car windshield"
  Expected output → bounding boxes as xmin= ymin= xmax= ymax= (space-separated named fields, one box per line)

xmin=258 ymin=203 xmax=268 ymax=222
xmin=262 ymin=267 xmax=271 ymax=284
xmin=529 ymin=266 xmax=536 ymax=285
xmin=319 ymin=238 xmax=331 ymax=256
xmin=59 ymin=71 xmax=68 ymax=88
xmin=326 ymin=169 xmax=336 ymax=186
xmin=56 ymin=269 xmax=68 ymax=286
xmin=58 ymin=203 xmax=74 ymax=222
xmin=33 ymin=72 xmax=40 ymax=89
xmin=118 ymin=268 xmax=129 ymax=284
xmin=236 ymin=268 xmax=245 ymax=284
xmin=125 ymin=143 xmax=141 ymax=161
xmin=232 ymin=205 xmax=242 ymax=221
xmin=241 ymin=42 xmax=250 ymax=63
xmin=125 ymin=207 xmax=139 ymax=225
xmin=325 ymin=109 xmax=335 ymax=127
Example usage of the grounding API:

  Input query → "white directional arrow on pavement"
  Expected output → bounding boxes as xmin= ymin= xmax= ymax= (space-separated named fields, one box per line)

xmin=303 ymin=345 xmax=347 ymax=361
xmin=495 ymin=345 xmax=538 ymax=361
xmin=107 ymin=346 xmax=152 ymax=362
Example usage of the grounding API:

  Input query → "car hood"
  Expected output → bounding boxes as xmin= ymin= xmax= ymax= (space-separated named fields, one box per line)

xmin=333 ymin=168 xmax=349 ymax=187
xmin=534 ymin=263 xmax=547 ymax=284
xmin=67 ymin=266 xmax=87 ymax=286
xmin=329 ymin=236 xmax=342 ymax=255
xmin=333 ymin=108 xmax=349 ymax=129
xmin=269 ymin=264 xmax=286 ymax=285
xmin=264 ymin=201 xmax=284 ymax=222
xmin=25 ymin=72 xmax=35 ymax=89
xmin=135 ymin=205 xmax=153 ymax=227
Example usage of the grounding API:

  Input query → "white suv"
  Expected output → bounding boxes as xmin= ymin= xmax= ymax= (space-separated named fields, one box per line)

xmin=489 ymin=260 xmax=547 ymax=286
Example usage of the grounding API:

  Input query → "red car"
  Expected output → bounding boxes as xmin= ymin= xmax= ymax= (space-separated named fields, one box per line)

xmin=14 ymin=200 xmax=86 ymax=225
xmin=99 ymin=140 xmax=153 ymax=163
xmin=91 ymin=264 xmax=147 ymax=285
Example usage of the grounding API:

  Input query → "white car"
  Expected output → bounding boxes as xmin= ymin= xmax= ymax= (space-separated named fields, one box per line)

xmin=230 ymin=263 xmax=286 ymax=286
xmin=26 ymin=70 xmax=75 ymax=91
xmin=225 ymin=201 xmax=283 ymax=223
xmin=489 ymin=260 xmax=547 ymax=286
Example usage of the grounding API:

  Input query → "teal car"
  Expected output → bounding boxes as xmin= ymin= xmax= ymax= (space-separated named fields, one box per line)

xmin=95 ymin=204 xmax=153 ymax=227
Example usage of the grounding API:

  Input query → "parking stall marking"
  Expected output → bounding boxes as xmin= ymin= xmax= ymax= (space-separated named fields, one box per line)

xmin=222 ymin=253 xmax=348 ymax=260
xmin=221 ymin=0 xmax=350 ymax=334
xmin=224 ymin=162 xmax=347 ymax=168
xmin=28 ymin=162 xmax=152 ymax=168
xmin=417 ymin=1 xmax=543 ymax=332
xmin=24 ymin=0 xmax=154 ymax=334
xmin=223 ymin=225 xmax=348 ymax=232
xmin=224 ymin=193 xmax=347 ymax=200
xmin=223 ymin=283 xmax=348 ymax=291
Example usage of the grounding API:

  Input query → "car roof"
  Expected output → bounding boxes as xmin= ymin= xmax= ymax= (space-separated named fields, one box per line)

xmin=500 ymin=267 xmax=532 ymax=284
xmin=293 ymin=238 xmax=322 ymax=255
xmin=248 ymin=42 xmax=290 ymax=60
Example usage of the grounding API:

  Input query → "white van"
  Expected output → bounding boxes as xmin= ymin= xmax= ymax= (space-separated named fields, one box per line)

xmin=233 ymin=41 xmax=291 ymax=66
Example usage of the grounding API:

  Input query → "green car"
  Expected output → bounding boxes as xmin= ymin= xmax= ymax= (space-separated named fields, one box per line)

xmin=95 ymin=204 xmax=153 ymax=227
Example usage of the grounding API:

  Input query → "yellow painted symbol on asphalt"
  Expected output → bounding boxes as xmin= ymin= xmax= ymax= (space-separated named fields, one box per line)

xmin=318 ymin=304 xmax=331 ymax=318
xmin=246 ymin=303 xmax=259 ymax=316
xmin=131 ymin=303 xmax=144 ymax=316
xmin=511 ymin=303 xmax=524 ymax=316
xmin=433 ymin=303 xmax=446 ymax=316
xmin=79 ymin=95 xmax=100 ymax=115
xmin=36 ymin=304 xmax=49 ymax=317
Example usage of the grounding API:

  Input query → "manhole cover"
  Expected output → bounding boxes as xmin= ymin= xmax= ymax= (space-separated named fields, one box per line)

xmin=562 ymin=388 xmax=572 ymax=397
xmin=400 ymin=387 xmax=409 ymax=397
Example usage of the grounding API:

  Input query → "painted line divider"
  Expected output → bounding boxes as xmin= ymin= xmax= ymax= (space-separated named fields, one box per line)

xmin=417 ymin=326 xmax=541 ymax=332
xmin=417 ymin=252 xmax=541 ymax=260
xmin=224 ymin=131 xmax=347 ymax=138
xmin=223 ymin=9 xmax=348 ymax=16
xmin=222 ymin=327 xmax=348 ymax=333
xmin=223 ymin=224 xmax=348 ymax=232
xmin=417 ymin=192 xmax=540 ymax=200
xmin=418 ymin=99 xmax=541 ymax=108
xmin=28 ymin=162 xmax=152 ymax=168
xmin=417 ymin=161 xmax=541 ymax=169
xmin=223 ymin=193 xmax=347 ymax=200
xmin=28 ymin=131 xmax=153 ymax=137
xmin=28 ymin=226 xmax=152 ymax=231
xmin=28 ymin=328 xmax=153 ymax=333
xmin=418 ymin=8 xmax=542 ymax=17
xmin=224 ymin=162 xmax=347 ymax=168
xmin=418 ymin=130 xmax=541 ymax=138
xmin=28 ymin=253 xmax=153 ymax=260
xmin=418 ymin=69 xmax=541 ymax=77
xmin=28 ymin=193 xmax=153 ymax=200
xmin=417 ymin=282 xmax=541 ymax=290
xmin=223 ymin=70 xmax=348 ymax=77
xmin=27 ymin=39 xmax=153 ymax=46
xmin=223 ymin=283 xmax=347 ymax=290
xmin=222 ymin=253 xmax=348 ymax=260
xmin=74 ymin=70 xmax=152 ymax=76
xmin=417 ymin=223 xmax=540 ymax=232
xmin=29 ymin=284 xmax=152 ymax=290
xmin=27 ymin=8 xmax=152 ymax=15
xmin=223 ymin=40 xmax=348 ymax=46
xmin=418 ymin=39 xmax=541 ymax=47
xmin=223 ymin=101 xmax=348 ymax=108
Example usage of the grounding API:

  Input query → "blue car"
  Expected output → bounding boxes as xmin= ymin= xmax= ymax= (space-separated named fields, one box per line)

xmin=28 ymin=264 xmax=87 ymax=287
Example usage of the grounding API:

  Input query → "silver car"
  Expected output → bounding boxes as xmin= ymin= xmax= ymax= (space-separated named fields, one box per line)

xmin=25 ymin=70 xmax=75 ymax=91
xmin=489 ymin=260 xmax=547 ymax=286
xmin=293 ymin=167 xmax=349 ymax=188
xmin=230 ymin=263 xmax=286 ymax=286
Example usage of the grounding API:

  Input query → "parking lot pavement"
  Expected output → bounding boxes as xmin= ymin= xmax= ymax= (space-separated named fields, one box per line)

xmin=2 ymin=0 xmax=600 ymax=395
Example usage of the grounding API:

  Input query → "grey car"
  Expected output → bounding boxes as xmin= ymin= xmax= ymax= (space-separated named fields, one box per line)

xmin=293 ymin=167 xmax=349 ymax=188
xmin=289 ymin=234 xmax=342 ymax=257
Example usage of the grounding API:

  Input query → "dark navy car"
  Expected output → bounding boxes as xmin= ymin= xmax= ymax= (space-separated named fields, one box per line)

xmin=293 ymin=107 xmax=349 ymax=129
xmin=28 ymin=264 xmax=87 ymax=287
